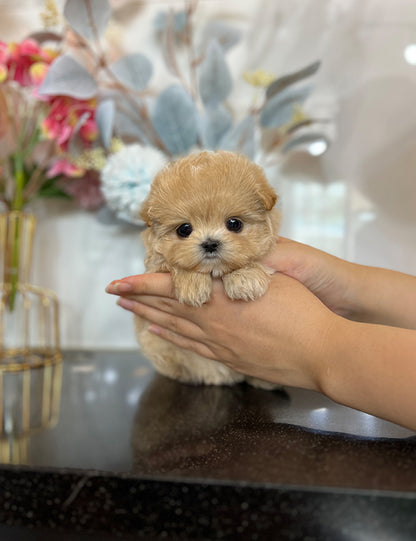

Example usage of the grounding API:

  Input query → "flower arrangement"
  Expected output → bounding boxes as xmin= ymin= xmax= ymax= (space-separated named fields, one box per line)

xmin=0 ymin=34 xmax=104 ymax=212
xmin=0 ymin=0 xmax=332 ymax=221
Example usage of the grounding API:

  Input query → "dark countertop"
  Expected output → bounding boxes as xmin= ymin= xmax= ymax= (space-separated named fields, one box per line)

xmin=0 ymin=350 xmax=415 ymax=540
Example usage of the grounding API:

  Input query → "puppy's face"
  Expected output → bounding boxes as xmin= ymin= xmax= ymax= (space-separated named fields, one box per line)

xmin=140 ymin=151 xmax=279 ymax=276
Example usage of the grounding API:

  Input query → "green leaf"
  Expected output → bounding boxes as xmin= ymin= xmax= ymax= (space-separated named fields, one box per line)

xmin=266 ymin=61 xmax=321 ymax=100
xmin=260 ymin=86 xmax=311 ymax=128
xmin=37 ymin=178 xmax=72 ymax=199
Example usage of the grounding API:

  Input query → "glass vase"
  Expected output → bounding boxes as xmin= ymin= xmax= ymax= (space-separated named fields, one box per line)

xmin=0 ymin=211 xmax=61 ymax=370
xmin=0 ymin=211 xmax=63 ymax=463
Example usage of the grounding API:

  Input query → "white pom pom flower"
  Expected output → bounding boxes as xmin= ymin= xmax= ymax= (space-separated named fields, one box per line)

xmin=100 ymin=144 xmax=168 ymax=224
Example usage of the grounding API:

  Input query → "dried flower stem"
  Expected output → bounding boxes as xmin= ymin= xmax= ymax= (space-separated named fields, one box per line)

xmin=80 ymin=1 xmax=167 ymax=154
xmin=185 ymin=0 xmax=199 ymax=100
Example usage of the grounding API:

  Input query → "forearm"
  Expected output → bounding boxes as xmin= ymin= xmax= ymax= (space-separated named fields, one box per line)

xmin=345 ymin=263 xmax=416 ymax=329
xmin=320 ymin=318 xmax=416 ymax=430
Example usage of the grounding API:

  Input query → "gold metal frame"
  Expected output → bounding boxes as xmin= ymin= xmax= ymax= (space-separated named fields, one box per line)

xmin=0 ymin=211 xmax=62 ymax=371
xmin=0 ymin=283 xmax=61 ymax=371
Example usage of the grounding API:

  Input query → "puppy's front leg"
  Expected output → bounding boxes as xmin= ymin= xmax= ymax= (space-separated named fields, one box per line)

xmin=172 ymin=269 xmax=212 ymax=307
xmin=222 ymin=263 xmax=274 ymax=301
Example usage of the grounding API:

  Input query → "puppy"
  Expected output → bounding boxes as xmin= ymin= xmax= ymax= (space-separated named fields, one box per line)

xmin=135 ymin=151 xmax=281 ymax=387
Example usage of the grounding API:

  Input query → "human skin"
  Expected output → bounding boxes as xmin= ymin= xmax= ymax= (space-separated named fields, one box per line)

xmin=106 ymin=238 xmax=416 ymax=431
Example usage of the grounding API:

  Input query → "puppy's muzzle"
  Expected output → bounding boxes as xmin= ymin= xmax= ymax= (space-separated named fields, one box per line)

xmin=201 ymin=238 xmax=221 ymax=254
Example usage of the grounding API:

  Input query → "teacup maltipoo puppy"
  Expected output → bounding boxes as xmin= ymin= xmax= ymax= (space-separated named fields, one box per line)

xmin=135 ymin=150 xmax=281 ymax=387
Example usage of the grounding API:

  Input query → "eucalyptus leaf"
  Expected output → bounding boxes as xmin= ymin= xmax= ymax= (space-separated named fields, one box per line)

xmin=68 ymin=111 xmax=91 ymax=156
xmin=282 ymin=132 xmax=329 ymax=154
xmin=266 ymin=60 xmax=321 ymax=100
xmin=200 ymin=21 xmax=241 ymax=52
xmin=96 ymin=99 xmax=115 ymax=149
xmin=160 ymin=10 xmax=181 ymax=78
xmin=199 ymin=39 xmax=233 ymax=109
xmin=218 ymin=116 xmax=255 ymax=160
xmin=105 ymin=91 xmax=152 ymax=145
xmin=110 ymin=54 xmax=153 ymax=91
xmin=38 ymin=55 xmax=97 ymax=99
xmin=113 ymin=109 xmax=150 ymax=145
xmin=153 ymin=10 xmax=187 ymax=33
xmin=260 ymin=85 xmax=311 ymax=128
xmin=201 ymin=106 xmax=232 ymax=149
xmin=63 ymin=0 xmax=111 ymax=41
xmin=152 ymin=85 xmax=199 ymax=155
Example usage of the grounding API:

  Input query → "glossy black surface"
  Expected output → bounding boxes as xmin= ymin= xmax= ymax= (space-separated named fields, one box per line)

xmin=1 ymin=350 xmax=415 ymax=540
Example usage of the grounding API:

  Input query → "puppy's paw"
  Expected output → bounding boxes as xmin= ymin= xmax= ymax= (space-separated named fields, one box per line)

xmin=222 ymin=264 xmax=273 ymax=301
xmin=173 ymin=270 xmax=212 ymax=307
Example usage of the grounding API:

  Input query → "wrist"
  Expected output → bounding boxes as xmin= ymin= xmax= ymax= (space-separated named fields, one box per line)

xmin=343 ymin=264 xmax=416 ymax=328
xmin=313 ymin=313 xmax=353 ymax=397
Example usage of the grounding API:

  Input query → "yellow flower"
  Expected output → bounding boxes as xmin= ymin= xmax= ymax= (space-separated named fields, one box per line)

xmin=110 ymin=138 xmax=124 ymax=153
xmin=29 ymin=61 xmax=49 ymax=85
xmin=40 ymin=0 xmax=60 ymax=28
xmin=290 ymin=104 xmax=308 ymax=124
xmin=0 ymin=65 xmax=7 ymax=83
xmin=243 ymin=69 xmax=275 ymax=88
xmin=72 ymin=147 xmax=107 ymax=171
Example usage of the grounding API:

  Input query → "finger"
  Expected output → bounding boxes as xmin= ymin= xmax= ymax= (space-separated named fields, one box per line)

xmin=261 ymin=237 xmax=306 ymax=273
xmin=106 ymin=273 xmax=174 ymax=298
xmin=123 ymin=293 xmax=180 ymax=315
xmin=117 ymin=297 xmax=205 ymax=341
xmin=148 ymin=324 xmax=218 ymax=360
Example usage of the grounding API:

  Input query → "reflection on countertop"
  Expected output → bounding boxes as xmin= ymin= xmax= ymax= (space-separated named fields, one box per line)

xmin=132 ymin=374 xmax=416 ymax=491
xmin=0 ymin=350 xmax=415 ymax=540
xmin=5 ymin=350 xmax=415 ymax=486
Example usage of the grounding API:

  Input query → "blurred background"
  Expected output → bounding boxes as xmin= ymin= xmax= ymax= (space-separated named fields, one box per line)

xmin=1 ymin=0 xmax=415 ymax=350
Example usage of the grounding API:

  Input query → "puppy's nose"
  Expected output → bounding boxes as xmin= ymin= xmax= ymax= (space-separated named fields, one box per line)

xmin=201 ymin=238 xmax=220 ymax=253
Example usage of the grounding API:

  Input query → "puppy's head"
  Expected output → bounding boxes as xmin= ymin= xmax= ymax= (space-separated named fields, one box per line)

xmin=140 ymin=151 xmax=280 ymax=275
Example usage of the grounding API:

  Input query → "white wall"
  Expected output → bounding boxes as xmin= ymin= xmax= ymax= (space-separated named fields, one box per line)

xmin=1 ymin=0 xmax=416 ymax=348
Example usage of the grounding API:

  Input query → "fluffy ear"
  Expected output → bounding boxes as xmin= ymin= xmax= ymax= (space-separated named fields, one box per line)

xmin=257 ymin=182 xmax=278 ymax=211
xmin=139 ymin=196 xmax=152 ymax=226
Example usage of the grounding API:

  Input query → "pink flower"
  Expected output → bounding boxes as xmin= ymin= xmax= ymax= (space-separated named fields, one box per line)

xmin=0 ymin=39 xmax=56 ymax=86
xmin=46 ymin=158 xmax=84 ymax=179
xmin=42 ymin=96 xmax=98 ymax=152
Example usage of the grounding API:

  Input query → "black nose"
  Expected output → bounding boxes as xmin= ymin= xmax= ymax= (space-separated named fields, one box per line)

xmin=201 ymin=239 xmax=220 ymax=253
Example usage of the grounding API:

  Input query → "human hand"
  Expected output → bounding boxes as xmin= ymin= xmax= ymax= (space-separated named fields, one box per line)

xmin=267 ymin=238 xmax=416 ymax=329
xmin=106 ymin=272 xmax=341 ymax=391
xmin=262 ymin=238 xmax=357 ymax=318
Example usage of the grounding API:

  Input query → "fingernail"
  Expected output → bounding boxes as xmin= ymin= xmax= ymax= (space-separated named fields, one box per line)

xmin=117 ymin=297 xmax=134 ymax=310
xmin=148 ymin=324 xmax=161 ymax=335
xmin=106 ymin=281 xmax=132 ymax=294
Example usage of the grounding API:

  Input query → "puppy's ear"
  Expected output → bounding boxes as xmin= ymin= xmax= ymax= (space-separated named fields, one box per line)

xmin=257 ymin=182 xmax=278 ymax=211
xmin=139 ymin=196 xmax=152 ymax=226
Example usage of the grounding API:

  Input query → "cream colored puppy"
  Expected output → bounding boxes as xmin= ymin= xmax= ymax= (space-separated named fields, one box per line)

xmin=135 ymin=151 xmax=281 ymax=386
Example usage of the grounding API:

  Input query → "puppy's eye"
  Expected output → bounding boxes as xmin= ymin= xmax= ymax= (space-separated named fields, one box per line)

xmin=226 ymin=218 xmax=243 ymax=233
xmin=176 ymin=223 xmax=193 ymax=238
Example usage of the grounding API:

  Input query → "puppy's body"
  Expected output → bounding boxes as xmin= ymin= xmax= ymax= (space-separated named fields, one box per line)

xmin=135 ymin=151 xmax=280 ymax=386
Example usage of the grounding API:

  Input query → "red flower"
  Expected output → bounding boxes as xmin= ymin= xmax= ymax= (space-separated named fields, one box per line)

xmin=42 ymin=96 xmax=98 ymax=153
xmin=0 ymin=38 xmax=56 ymax=86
